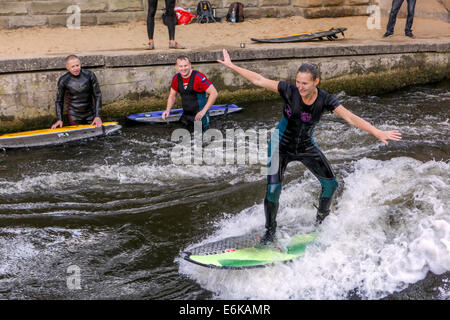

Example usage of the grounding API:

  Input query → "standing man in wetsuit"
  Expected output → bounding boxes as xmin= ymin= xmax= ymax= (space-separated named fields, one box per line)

xmin=218 ymin=49 xmax=402 ymax=243
xmin=51 ymin=55 xmax=103 ymax=129
xmin=162 ymin=55 xmax=218 ymax=131
xmin=146 ymin=0 xmax=184 ymax=49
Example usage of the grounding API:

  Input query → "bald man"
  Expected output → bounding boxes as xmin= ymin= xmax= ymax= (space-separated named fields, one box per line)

xmin=51 ymin=55 xmax=103 ymax=129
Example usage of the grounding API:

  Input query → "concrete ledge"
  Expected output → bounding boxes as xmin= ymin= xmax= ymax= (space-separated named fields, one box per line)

xmin=0 ymin=55 xmax=105 ymax=74
xmin=1 ymin=41 xmax=449 ymax=73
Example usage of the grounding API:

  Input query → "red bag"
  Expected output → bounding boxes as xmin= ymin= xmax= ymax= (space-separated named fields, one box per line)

xmin=175 ymin=7 xmax=195 ymax=25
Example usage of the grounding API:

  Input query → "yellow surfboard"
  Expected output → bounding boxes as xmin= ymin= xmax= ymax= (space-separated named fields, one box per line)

xmin=0 ymin=122 xmax=121 ymax=149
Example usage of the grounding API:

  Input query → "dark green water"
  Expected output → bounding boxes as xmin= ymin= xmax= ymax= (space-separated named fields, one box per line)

xmin=0 ymin=81 xmax=449 ymax=299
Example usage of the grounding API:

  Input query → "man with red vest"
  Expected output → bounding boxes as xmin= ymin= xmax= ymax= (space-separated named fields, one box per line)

xmin=163 ymin=56 xmax=218 ymax=131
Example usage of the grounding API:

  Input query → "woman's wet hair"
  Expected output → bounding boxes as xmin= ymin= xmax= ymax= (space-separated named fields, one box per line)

xmin=297 ymin=62 xmax=320 ymax=80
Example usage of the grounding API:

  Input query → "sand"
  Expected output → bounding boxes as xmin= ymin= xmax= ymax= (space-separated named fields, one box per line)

xmin=0 ymin=15 xmax=449 ymax=60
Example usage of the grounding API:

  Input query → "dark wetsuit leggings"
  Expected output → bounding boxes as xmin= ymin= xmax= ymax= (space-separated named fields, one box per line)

xmin=147 ymin=0 xmax=176 ymax=40
xmin=68 ymin=114 xmax=95 ymax=126
xmin=265 ymin=144 xmax=338 ymax=222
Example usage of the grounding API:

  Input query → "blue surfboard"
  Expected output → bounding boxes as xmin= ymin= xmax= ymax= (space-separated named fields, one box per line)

xmin=127 ymin=104 xmax=242 ymax=123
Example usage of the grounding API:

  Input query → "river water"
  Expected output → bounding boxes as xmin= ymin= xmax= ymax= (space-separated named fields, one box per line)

xmin=0 ymin=81 xmax=449 ymax=300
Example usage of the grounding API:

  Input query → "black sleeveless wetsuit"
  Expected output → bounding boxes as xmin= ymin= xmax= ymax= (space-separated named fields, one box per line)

xmin=264 ymin=81 xmax=340 ymax=233
xmin=177 ymin=70 xmax=210 ymax=131
xmin=55 ymin=69 xmax=102 ymax=125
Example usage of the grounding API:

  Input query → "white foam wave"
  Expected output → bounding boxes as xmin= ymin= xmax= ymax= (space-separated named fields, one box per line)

xmin=179 ymin=157 xmax=450 ymax=300
xmin=0 ymin=227 xmax=83 ymax=276
xmin=0 ymin=162 xmax=259 ymax=195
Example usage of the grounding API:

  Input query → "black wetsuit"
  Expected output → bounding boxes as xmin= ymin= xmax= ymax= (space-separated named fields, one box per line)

xmin=147 ymin=0 xmax=177 ymax=41
xmin=55 ymin=69 xmax=102 ymax=125
xmin=176 ymin=70 xmax=210 ymax=131
xmin=264 ymin=81 xmax=340 ymax=239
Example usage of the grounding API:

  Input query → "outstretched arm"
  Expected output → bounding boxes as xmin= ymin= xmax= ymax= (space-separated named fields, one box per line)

xmin=217 ymin=49 xmax=279 ymax=93
xmin=333 ymin=105 xmax=402 ymax=145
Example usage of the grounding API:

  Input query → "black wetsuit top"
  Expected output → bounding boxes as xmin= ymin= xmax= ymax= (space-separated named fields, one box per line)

xmin=177 ymin=70 xmax=209 ymax=130
xmin=277 ymin=81 xmax=340 ymax=154
xmin=265 ymin=81 xmax=342 ymax=225
xmin=55 ymin=69 xmax=102 ymax=125
xmin=266 ymin=81 xmax=341 ymax=198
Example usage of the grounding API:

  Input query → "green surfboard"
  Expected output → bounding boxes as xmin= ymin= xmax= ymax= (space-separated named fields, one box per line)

xmin=181 ymin=232 xmax=318 ymax=269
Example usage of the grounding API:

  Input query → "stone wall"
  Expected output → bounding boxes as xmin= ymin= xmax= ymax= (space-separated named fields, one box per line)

xmin=378 ymin=0 xmax=449 ymax=23
xmin=0 ymin=0 xmax=371 ymax=29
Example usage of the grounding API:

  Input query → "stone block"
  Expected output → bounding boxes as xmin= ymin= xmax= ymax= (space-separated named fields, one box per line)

xmin=278 ymin=6 xmax=301 ymax=17
xmin=97 ymin=12 xmax=135 ymax=24
xmin=107 ymin=0 xmax=144 ymax=12
xmin=260 ymin=0 xmax=291 ymax=6
xmin=79 ymin=13 xmax=99 ymax=26
xmin=178 ymin=0 xmax=221 ymax=10
xmin=48 ymin=13 xmax=98 ymax=27
xmin=75 ymin=0 xmax=109 ymax=13
xmin=345 ymin=0 xmax=369 ymax=5
xmin=299 ymin=5 xmax=368 ymax=18
xmin=8 ymin=15 xmax=48 ymax=28
xmin=223 ymin=0 xmax=259 ymax=8
xmin=47 ymin=14 xmax=71 ymax=27
xmin=243 ymin=7 xmax=279 ymax=18
xmin=0 ymin=17 xmax=10 ymax=28
xmin=0 ymin=2 xmax=28 ymax=16
xmin=30 ymin=1 xmax=73 ymax=15
xmin=323 ymin=0 xmax=345 ymax=6
xmin=294 ymin=0 xmax=346 ymax=7
xmin=214 ymin=8 xmax=228 ymax=19
xmin=292 ymin=0 xmax=324 ymax=8
xmin=133 ymin=11 xmax=147 ymax=21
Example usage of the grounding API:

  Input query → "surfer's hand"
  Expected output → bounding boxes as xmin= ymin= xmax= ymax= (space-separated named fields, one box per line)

xmin=195 ymin=110 xmax=205 ymax=121
xmin=91 ymin=117 xmax=102 ymax=128
xmin=162 ymin=110 xmax=169 ymax=120
xmin=51 ymin=120 xmax=63 ymax=129
xmin=217 ymin=49 xmax=233 ymax=68
xmin=376 ymin=129 xmax=402 ymax=145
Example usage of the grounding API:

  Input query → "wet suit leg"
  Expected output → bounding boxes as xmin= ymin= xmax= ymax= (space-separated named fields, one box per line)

xmin=262 ymin=155 xmax=290 ymax=244
xmin=146 ymin=0 xmax=157 ymax=40
xmin=298 ymin=147 xmax=338 ymax=225
xmin=68 ymin=115 xmax=94 ymax=126
xmin=201 ymin=111 xmax=210 ymax=131
xmin=262 ymin=146 xmax=337 ymax=243
xmin=179 ymin=113 xmax=209 ymax=132
xmin=147 ymin=0 xmax=176 ymax=41
xmin=261 ymin=120 xmax=290 ymax=244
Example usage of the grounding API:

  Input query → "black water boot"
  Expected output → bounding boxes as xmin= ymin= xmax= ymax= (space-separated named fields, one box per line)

xmin=260 ymin=199 xmax=278 ymax=245
xmin=315 ymin=197 xmax=333 ymax=226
